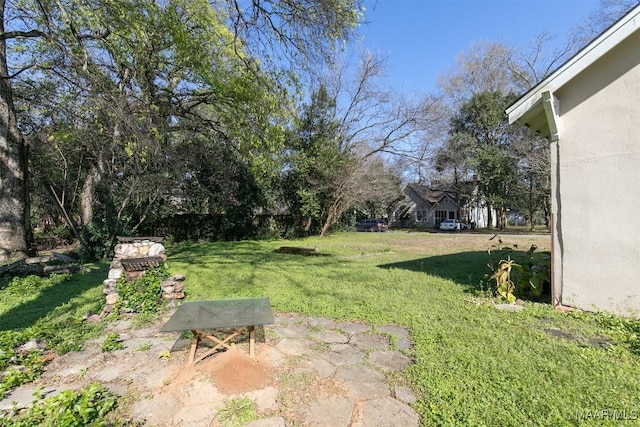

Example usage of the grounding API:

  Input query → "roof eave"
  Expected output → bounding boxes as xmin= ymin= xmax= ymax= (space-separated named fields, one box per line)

xmin=506 ymin=4 xmax=640 ymax=132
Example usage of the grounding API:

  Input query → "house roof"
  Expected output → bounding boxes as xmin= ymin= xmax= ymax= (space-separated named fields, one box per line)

xmin=506 ymin=4 xmax=640 ymax=140
xmin=404 ymin=184 xmax=456 ymax=206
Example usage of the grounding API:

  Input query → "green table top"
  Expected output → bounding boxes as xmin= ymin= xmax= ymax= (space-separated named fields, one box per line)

xmin=160 ymin=297 xmax=274 ymax=332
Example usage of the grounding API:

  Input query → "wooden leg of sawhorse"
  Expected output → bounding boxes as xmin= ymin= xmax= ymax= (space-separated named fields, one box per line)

xmin=187 ymin=326 xmax=258 ymax=365
xmin=249 ymin=325 xmax=255 ymax=358
xmin=188 ymin=330 xmax=199 ymax=365
xmin=189 ymin=328 xmax=243 ymax=365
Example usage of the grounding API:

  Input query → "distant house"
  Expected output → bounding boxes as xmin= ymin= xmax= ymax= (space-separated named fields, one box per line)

xmin=391 ymin=184 xmax=461 ymax=228
xmin=391 ymin=183 xmax=496 ymax=229
xmin=506 ymin=5 xmax=640 ymax=316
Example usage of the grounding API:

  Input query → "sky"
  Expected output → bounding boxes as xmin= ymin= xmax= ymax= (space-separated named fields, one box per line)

xmin=355 ymin=0 xmax=601 ymax=94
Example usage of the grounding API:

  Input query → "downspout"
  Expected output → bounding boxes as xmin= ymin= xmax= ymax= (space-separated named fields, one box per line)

xmin=542 ymin=91 xmax=561 ymax=307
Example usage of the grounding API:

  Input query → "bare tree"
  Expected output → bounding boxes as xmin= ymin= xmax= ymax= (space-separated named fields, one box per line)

xmin=319 ymin=157 xmax=399 ymax=235
xmin=576 ymin=0 xmax=639 ymax=42
xmin=509 ymin=0 xmax=639 ymax=90
xmin=437 ymin=42 xmax=516 ymax=105
xmin=507 ymin=30 xmax=584 ymax=89
xmin=310 ymin=51 xmax=447 ymax=234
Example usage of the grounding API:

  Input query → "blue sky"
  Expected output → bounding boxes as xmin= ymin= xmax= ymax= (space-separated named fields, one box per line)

xmin=355 ymin=0 xmax=601 ymax=93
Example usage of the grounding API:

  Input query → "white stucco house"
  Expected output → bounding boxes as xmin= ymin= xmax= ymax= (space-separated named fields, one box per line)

xmin=506 ymin=5 xmax=640 ymax=316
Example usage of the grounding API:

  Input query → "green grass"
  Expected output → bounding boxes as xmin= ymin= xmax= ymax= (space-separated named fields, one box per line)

xmin=2 ymin=232 xmax=640 ymax=425
xmin=0 ymin=264 xmax=108 ymax=398
xmin=168 ymin=232 xmax=640 ymax=426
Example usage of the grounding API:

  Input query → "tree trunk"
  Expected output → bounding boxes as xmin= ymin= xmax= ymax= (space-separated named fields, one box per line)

xmin=499 ymin=207 xmax=507 ymax=231
xmin=486 ymin=203 xmax=493 ymax=229
xmin=80 ymin=158 xmax=105 ymax=226
xmin=80 ymin=119 xmax=113 ymax=226
xmin=0 ymin=0 xmax=34 ymax=261
xmin=44 ymin=183 xmax=95 ymax=259
xmin=527 ymin=178 xmax=536 ymax=231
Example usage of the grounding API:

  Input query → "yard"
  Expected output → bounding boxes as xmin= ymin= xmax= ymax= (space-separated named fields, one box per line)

xmin=2 ymin=231 xmax=640 ymax=425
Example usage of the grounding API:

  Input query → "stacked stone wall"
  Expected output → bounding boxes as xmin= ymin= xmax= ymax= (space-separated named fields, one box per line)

xmin=102 ymin=237 xmax=184 ymax=314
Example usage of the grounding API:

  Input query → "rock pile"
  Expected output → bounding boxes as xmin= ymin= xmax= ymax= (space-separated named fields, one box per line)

xmin=160 ymin=275 xmax=186 ymax=308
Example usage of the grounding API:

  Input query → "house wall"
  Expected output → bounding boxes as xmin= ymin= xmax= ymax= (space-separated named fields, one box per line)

xmin=392 ymin=193 xmax=460 ymax=228
xmin=411 ymin=198 xmax=459 ymax=227
xmin=554 ymin=30 xmax=640 ymax=316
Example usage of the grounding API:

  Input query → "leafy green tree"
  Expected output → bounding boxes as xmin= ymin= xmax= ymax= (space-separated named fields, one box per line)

xmin=283 ymin=85 xmax=353 ymax=234
xmin=18 ymin=0 xmax=276 ymax=256
xmin=2 ymin=0 xmax=364 ymax=259
xmin=447 ymin=91 xmax=522 ymax=229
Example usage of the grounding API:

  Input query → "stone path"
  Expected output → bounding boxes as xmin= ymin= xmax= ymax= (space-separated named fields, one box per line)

xmin=0 ymin=313 xmax=419 ymax=426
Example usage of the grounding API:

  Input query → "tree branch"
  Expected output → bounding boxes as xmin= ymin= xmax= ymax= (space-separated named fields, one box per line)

xmin=0 ymin=63 xmax=37 ymax=79
xmin=0 ymin=29 xmax=45 ymax=40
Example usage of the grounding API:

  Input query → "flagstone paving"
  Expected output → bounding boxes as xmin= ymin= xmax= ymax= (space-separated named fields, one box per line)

xmin=0 ymin=312 xmax=419 ymax=426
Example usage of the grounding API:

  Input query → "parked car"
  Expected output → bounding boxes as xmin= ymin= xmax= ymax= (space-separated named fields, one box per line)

xmin=439 ymin=219 xmax=462 ymax=231
xmin=355 ymin=219 xmax=388 ymax=232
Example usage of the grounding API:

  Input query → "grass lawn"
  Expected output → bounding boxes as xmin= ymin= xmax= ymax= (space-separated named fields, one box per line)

xmin=2 ymin=231 xmax=639 ymax=426
xmin=169 ymin=231 xmax=640 ymax=426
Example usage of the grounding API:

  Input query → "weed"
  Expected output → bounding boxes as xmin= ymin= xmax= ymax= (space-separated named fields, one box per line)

xmin=487 ymin=238 xmax=550 ymax=301
xmin=215 ymin=397 xmax=257 ymax=426
xmin=101 ymin=333 xmax=124 ymax=352
xmin=595 ymin=312 xmax=640 ymax=353
xmin=490 ymin=256 xmax=518 ymax=303
xmin=136 ymin=341 xmax=151 ymax=351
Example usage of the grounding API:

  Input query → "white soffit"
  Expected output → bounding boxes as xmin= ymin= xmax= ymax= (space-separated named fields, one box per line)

xmin=507 ymin=4 xmax=640 ymax=124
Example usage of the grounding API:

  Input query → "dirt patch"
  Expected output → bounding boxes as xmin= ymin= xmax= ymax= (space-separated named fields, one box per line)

xmin=157 ymin=348 xmax=273 ymax=396
xmin=202 ymin=349 xmax=273 ymax=394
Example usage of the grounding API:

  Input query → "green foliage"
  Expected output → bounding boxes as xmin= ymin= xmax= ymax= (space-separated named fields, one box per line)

xmin=0 ymin=383 xmax=117 ymax=427
xmin=18 ymin=0 xmax=295 ymax=253
xmin=0 ymin=273 xmax=68 ymax=298
xmin=444 ymin=91 xmax=547 ymax=230
xmin=282 ymin=85 xmax=356 ymax=234
xmin=488 ymin=239 xmax=551 ymax=300
xmin=116 ymin=266 xmax=169 ymax=315
xmin=596 ymin=313 xmax=640 ymax=354
xmin=490 ymin=257 xmax=517 ymax=303
xmin=32 ymin=225 xmax=75 ymax=251
xmin=101 ymin=333 xmax=124 ymax=352
xmin=215 ymin=397 xmax=257 ymax=426
xmin=0 ymin=352 xmax=45 ymax=400
xmin=0 ymin=271 xmax=106 ymax=397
